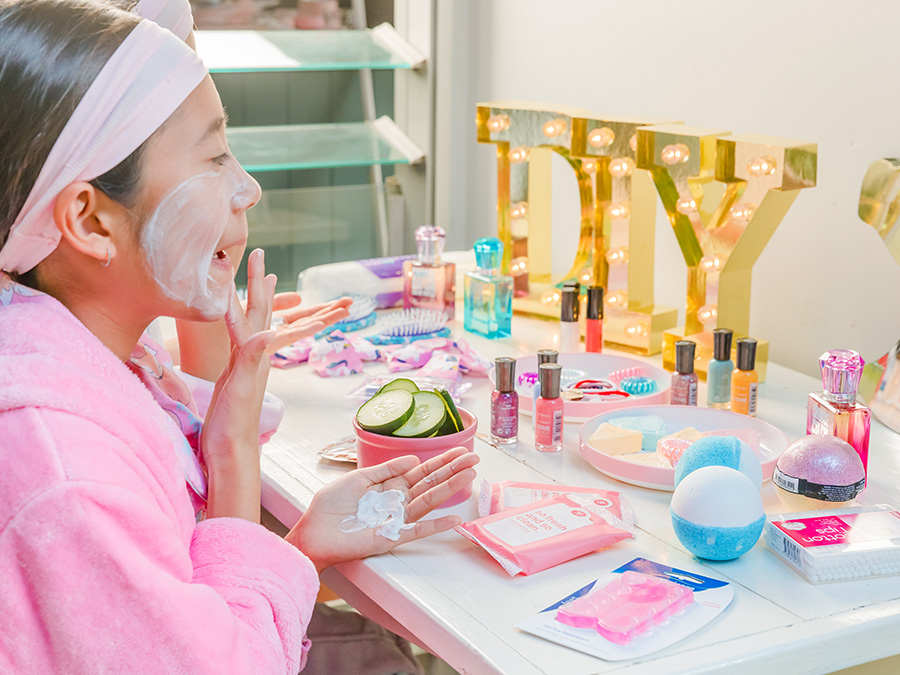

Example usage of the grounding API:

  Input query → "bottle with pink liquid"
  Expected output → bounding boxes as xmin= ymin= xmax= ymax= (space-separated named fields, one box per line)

xmin=807 ymin=349 xmax=871 ymax=479
xmin=491 ymin=357 xmax=518 ymax=444
xmin=402 ymin=225 xmax=456 ymax=320
xmin=535 ymin=363 xmax=564 ymax=452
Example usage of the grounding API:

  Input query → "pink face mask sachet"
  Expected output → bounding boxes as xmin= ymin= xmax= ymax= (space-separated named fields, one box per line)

xmin=456 ymin=495 xmax=635 ymax=576
xmin=479 ymin=480 xmax=627 ymax=520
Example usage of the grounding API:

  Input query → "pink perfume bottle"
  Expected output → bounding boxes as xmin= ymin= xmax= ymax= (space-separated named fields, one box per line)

xmin=807 ymin=349 xmax=871 ymax=478
xmin=491 ymin=357 xmax=518 ymax=444
xmin=535 ymin=363 xmax=564 ymax=452
xmin=402 ymin=225 xmax=456 ymax=321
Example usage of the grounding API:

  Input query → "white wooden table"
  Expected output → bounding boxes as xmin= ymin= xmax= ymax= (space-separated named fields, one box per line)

xmin=261 ymin=314 xmax=900 ymax=675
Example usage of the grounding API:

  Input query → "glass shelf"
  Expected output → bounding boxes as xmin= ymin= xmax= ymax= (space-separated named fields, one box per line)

xmin=227 ymin=119 xmax=422 ymax=172
xmin=195 ymin=27 xmax=422 ymax=73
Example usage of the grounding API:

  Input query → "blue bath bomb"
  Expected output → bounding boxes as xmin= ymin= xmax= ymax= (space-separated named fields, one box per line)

xmin=670 ymin=466 xmax=765 ymax=561
xmin=673 ymin=435 xmax=762 ymax=490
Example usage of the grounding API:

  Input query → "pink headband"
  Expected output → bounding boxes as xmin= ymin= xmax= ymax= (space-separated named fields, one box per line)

xmin=0 ymin=19 xmax=207 ymax=274
xmin=133 ymin=0 xmax=194 ymax=41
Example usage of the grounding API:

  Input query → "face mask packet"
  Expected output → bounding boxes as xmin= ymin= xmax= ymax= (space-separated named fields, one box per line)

xmin=478 ymin=479 xmax=629 ymax=521
xmin=455 ymin=495 xmax=635 ymax=576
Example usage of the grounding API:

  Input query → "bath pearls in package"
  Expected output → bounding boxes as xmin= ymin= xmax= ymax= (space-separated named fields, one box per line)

xmin=478 ymin=480 xmax=629 ymax=520
xmin=455 ymin=494 xmax=634 ymax=576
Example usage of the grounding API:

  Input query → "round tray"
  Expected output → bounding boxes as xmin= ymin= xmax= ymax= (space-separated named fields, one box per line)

xmin=579 ymin=405 xmax=790 ymax=491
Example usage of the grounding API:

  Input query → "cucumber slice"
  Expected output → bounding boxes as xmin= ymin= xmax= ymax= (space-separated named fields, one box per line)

xmin=438 ymin=396 xmax=460 ymax=435
xmin=436 ymin=388 xmax=464 ymax=432
xmin=393 ymin=391 xmax=447 ymax=438
xmin=356 ymin=390 xmax=415 ymax=435
xmin=376 ymin=378 xmax=420 ymax=395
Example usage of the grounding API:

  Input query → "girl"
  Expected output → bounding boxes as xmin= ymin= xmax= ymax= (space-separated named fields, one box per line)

xmin=0 ymin=1 xmax=478 ymax=672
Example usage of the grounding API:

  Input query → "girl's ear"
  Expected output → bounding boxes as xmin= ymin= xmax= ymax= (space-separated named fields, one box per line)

xmin=53 ymin=182 xmax=127 ymax=266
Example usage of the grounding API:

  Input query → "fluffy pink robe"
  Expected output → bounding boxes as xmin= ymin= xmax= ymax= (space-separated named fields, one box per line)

xmin=0 ymin=284 xmax=318 ymax=673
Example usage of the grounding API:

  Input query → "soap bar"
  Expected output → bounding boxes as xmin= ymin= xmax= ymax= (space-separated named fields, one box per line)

xmin=589 ymin=423 xmax=642 ymax=456
xmin=705 ymin=428 xmax=760 ymax=451
xmin=609 ymin=415 xmax=667 ymax=452
xmin=619 ymin=452 xmax=670 ymax=468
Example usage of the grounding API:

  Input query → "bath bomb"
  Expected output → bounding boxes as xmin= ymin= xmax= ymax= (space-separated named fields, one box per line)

xmin=674 ymin=435 xmax=763 ymax=490
xmin=773 ymin=435 xmax=865 ymax=511
xmin=588 ymin=423 xmax=642 ymax=456
xmin=704 ymin=428 xmax=760 ymax=451
xmin=609 ymin=415 xmax=667 ymax=452
xmin=670 ymin=466 xmax=765 ymax=561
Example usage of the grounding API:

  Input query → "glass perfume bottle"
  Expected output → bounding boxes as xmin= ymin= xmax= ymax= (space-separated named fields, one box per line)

xmin=491 ymin=357 xmax=518 ymax=444
xmin=464 ymin=237 xmax=512 ymax=338
xmin=707 ymin=328 xmax=734 ymax=410
xmin=807 ymin=349 xmax=871 ymax=477
xmin=670 ymin=340 xmax=698 ymax=406
xmin=535 ymin=363 xmax=564 ymax=452
xmin=403 ymin=224 xmax=456 ymax=321
xmin=731 ymin=338 xmax=758 ymax=416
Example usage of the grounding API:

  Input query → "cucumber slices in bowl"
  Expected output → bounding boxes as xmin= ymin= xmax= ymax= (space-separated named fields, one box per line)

xmin=356 ymin=389 xmax=415 ymax=435
xmin=356 ymin=379 xmax=466 ymax=438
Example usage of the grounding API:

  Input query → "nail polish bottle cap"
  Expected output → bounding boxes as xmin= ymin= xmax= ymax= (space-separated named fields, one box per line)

xmin=539 ymin=363 xmax=562 ymax=399
xmin=675 ymin=340 xmax=696 ymax=375
xmin=414 ymin=225 xmax=446 ymax=263
xmin=494 ymin=357 xmax=516 ymax=392
xmin=561 ymin=287 xmax=579 ymax=322
xmin=736 ymin=338 xmax=757 ymax=371
xmin=819 ymin=349 xmax=864 ymax=403
xmin=474 ymin=237 xmax=504 ymax=271
xmin=713 ymin=328 xmax=733 ymax=361
xmin=586 ymin=286 xmax=604 ymax=320
xmin=537 ymin=349 xmax=559 ymax=365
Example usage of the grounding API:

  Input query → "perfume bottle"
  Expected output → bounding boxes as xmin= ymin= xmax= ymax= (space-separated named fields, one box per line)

xmin=707 ymin=328 xmax=734 ymax=410
xmin=464 ymin=237 xmax=513 ymax=338
xmin=671 ymin=340 xmax=698 ymax=406
xmin=491 ymin=357 xmax=518 ymax=444
xmin=402 ymin=225 xmax=456 ymax=321
xmin=535 ymin=363 xmax=564 ymax=452
xmin=731 ymin=338 xmax=758 ymax=416
xmin=585 ymin=286 xmax=603 ymax=353
xmin=559 ymin=285 xmax=580 ymax=352
xmin=807 ymin=349 xmax=871 ymax=476
xmin=533 ymin=349 xmax=559 ymax=418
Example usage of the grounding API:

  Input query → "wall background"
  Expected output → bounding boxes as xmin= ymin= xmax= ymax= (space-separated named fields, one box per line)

xmin=432 ymin=0 xmax=900 ymax=378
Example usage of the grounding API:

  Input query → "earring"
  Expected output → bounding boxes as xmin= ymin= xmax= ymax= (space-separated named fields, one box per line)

xmin=102 ymin=250 xmax=111 ymax=267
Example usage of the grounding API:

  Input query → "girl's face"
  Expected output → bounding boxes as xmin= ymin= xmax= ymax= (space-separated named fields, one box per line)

xmin=126 ymin=75 xmax=260 ymax=320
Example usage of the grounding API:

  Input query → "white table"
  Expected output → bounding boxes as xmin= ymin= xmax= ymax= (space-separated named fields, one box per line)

xmin=261 ymin=314 xmax=900 ymax=675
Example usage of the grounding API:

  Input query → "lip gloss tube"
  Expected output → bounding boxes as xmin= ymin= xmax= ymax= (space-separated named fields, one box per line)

xmin=585 ymin=286 xmax=603 ymax=353
xmin=559 ymin=286 xmax=580 ymax=353
xmin=535 ymin=363 xmax=564 ymax=452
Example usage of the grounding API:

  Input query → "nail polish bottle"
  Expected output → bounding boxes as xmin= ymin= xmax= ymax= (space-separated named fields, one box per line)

xmin=559 ymin=286 xmax=580 ymax=353
xmin=535 ymin=363 xmax=564 ymax=452
xmin=402 ymin=224 xmax=456 ymax=320
xmin=585 ymin=286 xmax=603 ymax=353
xmin=491 ymin=357 xmax=519 ymax=444
xmin=533 ymin=349 xmax=559 ymax=418
xmin=731 ymin=338 xmax=758 ymax=416
xmin=706 ymin=328 xmax=734 ymax=410
xmin=807 ymin=349 xmax=871 ymax=477
xmin=671 ymin=340 xmax=698 ymax=406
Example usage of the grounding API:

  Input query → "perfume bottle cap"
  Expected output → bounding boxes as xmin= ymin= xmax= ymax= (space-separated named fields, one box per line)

xmin=414 ymin=225 xmax=446 ymax=263
xmin=675 ymin=340 xmax=696 ymax=375
xmin=736 ymin=338 xmax=757 ymax=371
xmin=539 ymin=363 xmax=562 ymax=399
xmin=537 ymin=349 xmax=559 ymax=365
xmin=713 ymin=328 xmax=733 ymax=361
xmin=560 ymin=287 xmax=579 ymax=322
xmin=494 ymin=356 xmax=516 ymax=392
xmin=474 ymin=237 xmax=503 ymax=270
xmin=586 ymin=286 xmax=604 ymax=320
xmin=819 ymin=349 xmax=865 ymax=403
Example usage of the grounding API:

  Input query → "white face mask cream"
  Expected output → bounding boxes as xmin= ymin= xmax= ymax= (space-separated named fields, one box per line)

xmin=340 ymin=489 xmax=415 ymax=541
xmin=139 ymin=161 xmax=259 ymax=318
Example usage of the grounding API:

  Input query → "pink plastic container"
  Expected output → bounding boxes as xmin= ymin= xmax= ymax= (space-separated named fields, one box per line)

xmin=352 ymin=408 xmax=477 ymax=507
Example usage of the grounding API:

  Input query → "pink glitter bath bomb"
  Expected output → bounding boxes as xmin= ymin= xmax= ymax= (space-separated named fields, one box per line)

xmin=776 ymin=435 xmax=864 ymax=486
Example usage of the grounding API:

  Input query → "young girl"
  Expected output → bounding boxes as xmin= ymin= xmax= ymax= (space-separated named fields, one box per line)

xmin=0 ymin=1 xmax=478 ymax=672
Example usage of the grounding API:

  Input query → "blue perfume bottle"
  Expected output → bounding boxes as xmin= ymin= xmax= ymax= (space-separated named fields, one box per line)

xmin=464 ymin=237 xmax=513 ymax=339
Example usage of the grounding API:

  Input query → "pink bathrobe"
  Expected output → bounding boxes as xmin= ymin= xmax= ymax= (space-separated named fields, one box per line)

xmin=0 ymin=280 xmax=318 ymax=673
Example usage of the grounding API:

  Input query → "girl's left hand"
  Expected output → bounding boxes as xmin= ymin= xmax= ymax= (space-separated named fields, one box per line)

xmin=286 ymin=447 xmax=479 ymax=573
xmin=267 ymin=292 xmax=352 ymax=353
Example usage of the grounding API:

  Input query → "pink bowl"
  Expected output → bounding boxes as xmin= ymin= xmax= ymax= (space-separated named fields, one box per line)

xmin=352 ymin=407 xmax=477 ymax=508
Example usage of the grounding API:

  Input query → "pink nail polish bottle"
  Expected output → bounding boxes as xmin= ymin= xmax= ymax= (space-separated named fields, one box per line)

xmin=671 ymin=340 xmax=698 ymax=406
xmin=535 ymin=363 xmax=564 ymax=452
xmin=491 ymin=357 xmax=518 ymax=444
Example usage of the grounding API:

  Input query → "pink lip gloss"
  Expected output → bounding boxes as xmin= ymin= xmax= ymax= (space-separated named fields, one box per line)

xmin=585 ymin=285 xmax=603 ymax=353
xmin=535 ymin=363 xmax=564 ymax=452
xmin=491 ymin=357 xmax=519 ymax=444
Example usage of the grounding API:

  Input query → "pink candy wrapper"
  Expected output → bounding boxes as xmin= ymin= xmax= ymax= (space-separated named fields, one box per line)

xmin=309 ymin=330 xmax=365 ymax=377
xmin=270 ymin=336 xmax=314 ymax=368
xmin=273 ymin=332 xmax=378 ymax=374
xmin=416 ymin=350 xmax=461 ymax=384
xmin=382 ymin=337 xmax=491 ymax=376
xmin=455 ymin=495 xmax=635 ymax=576
xmin=479 ymin=480 xmax=627 ymax=520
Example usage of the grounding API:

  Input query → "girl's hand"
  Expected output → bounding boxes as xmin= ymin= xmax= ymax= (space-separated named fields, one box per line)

xmin=286 ymin=447 xmax=479 ymax=573
xmin=200 ymin=248 xmax=276 ymax=522
xmin=268 ymin=293 xmax=353 ymax=353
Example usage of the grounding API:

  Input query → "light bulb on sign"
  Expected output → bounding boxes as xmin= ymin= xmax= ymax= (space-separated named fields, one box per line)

xmin=748 ymin=155 xmax=777 ymax=176
xmin=606 ymin=246 xmax=629 ymax=265
xmin=730 ymin=203 xmax=756 ymax=225
xmin=606 ymin=290 xmax=627 ymax=307
xmin=486 ymin=114 xmax=510 ymax=133
xmin=609 ymin=157 xmax=635 ymax=178
xmin=661 ymin=143 xmax=690 ymax=165
xmin=510 ymin=201 xmax=529 ymax=219
xmin=629 ymin=133 xmax=638 ymax=152
xmin=609 ymin=201 xmax=631 ymax=219
xmin=588 ymin=126 xmax=615 ymax=148
xmin=581 ymin=272 xmax=592 ymax=283
xmin=699 ymin=254 xmax=726 ymax=272
xmin=542 ymin=119 xmax=567 ymax=138
xmin=581 ymin=159 xmax=599 ymax=173
xmin=696 ymin=304 xmax=718 ymax=325
xmin=625 ymin=321 xmax=649 ymax=338
xmin=509 ymin=146 xmax=530 ymax=164
xmin=676 ymin=197 xmax=697 ymax=214
xmin=541 ymin=289 xmax=562 ymax=305
xmin=509 ymin=257 xmax=529 ymax=277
